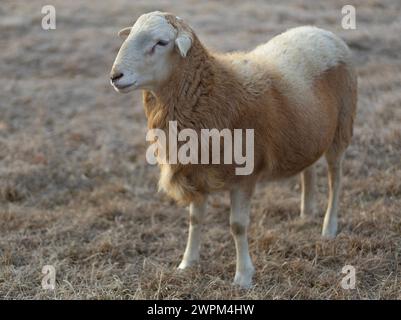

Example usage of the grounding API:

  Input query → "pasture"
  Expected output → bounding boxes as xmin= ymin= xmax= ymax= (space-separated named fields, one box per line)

xmin=0 ymin=0 xmax=400 ymax=299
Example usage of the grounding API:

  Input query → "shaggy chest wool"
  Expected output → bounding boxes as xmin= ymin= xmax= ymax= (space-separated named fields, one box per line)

xmin=143 ymin=91 xmax=232 ymax=205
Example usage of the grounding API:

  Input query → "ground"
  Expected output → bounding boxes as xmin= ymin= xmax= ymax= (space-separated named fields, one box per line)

xmin=0 ymin=0 xmax=400 ymax=299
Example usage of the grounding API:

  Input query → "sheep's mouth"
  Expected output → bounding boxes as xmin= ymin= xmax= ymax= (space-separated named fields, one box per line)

xmin=117 ymin=83 xmax=135 ymax=89
xmin=112 ymin=81 xmax=137 ymax=92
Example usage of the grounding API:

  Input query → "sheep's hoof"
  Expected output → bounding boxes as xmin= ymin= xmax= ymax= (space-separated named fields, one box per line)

xmin=322 ymin=214 xmax=338 ymax=239
xmin=300 ymin=213 xmax=315 ymax=221
xmin=300 ymin=207 xmax=317 ymax=219
xmin=321 ymin=227 xmax=337 ymax=239
xmin=178 ymin=259 xmax=198 ymax=270
xmin=232 ymin=270 xmax=254 ymax=289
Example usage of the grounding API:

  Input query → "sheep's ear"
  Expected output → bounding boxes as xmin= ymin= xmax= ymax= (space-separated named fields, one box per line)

xmin=175 ymin=33 xmax=192 ymax=58
xmin=118 ymin=27 xmax=132 ymax=38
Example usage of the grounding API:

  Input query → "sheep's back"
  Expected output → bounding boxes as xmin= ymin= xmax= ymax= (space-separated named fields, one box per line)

xmin=251 ymin=26 xmax=353 ymax=103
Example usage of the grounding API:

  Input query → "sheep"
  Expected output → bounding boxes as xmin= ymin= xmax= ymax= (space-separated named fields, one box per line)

xmin=110 ymin=11 xmax=357 ymax=288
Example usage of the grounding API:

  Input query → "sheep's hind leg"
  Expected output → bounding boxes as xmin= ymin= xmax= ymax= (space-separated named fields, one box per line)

xmin=230 ymin=187 xmax=255 ymax=289
xmin=178 ymin=197 xmax=207 ymax=269
xmin=322 ymin=151 xmax=344 ymax=238
xmin=300 ymin=164 xmax=317 ymax=218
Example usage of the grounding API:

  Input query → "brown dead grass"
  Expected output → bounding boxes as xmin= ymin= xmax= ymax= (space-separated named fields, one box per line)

xmin=0 ymin=0 xmax=400 ymax=299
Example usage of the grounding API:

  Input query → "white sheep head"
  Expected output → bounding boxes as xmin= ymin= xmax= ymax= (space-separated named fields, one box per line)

xmin=110 ymin=11 xmax=193 ymax=93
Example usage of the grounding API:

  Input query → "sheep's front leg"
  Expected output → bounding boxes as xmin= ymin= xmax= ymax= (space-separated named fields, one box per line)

xmin=178 ymin=198 xmax=207 ymax=269
xmin=230 ymin=188 xmax=255 ymax=288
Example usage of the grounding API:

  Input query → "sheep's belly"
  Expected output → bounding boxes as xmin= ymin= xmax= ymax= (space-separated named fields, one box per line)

xmin=158 ymin=164 xmax=229 ymax=204
xmin=158 ymin=164 xmax=186 ymax=201
xmin=158 ymin=164 xmax=203 ymax=205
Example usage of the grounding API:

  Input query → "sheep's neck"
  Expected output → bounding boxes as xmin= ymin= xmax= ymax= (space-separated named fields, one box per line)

xmin=147 ymin=42 xmax=229 ymax=130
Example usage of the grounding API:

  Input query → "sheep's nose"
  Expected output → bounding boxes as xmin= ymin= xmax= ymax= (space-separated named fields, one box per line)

xmin=110 ymin=71 xmax=124 ymax=82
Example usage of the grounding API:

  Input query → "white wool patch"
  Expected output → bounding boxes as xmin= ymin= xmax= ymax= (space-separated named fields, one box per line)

xmin=252 ymin=26 xmax=351 ymax=102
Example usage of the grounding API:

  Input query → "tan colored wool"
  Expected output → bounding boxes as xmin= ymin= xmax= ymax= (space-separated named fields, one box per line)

xmin=142 ymin=15 xmax=357 ymax=206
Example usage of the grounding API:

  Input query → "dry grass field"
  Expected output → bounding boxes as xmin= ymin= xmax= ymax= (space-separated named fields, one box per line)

xmin=0 ymin=0 xmax=400 ymax=299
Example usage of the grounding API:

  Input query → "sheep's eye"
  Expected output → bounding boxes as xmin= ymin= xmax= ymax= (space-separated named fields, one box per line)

xmin=149 ymin=40 xmax=169 ymax=55
xmin=156 ymin=40 xmax=169 ymax=46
